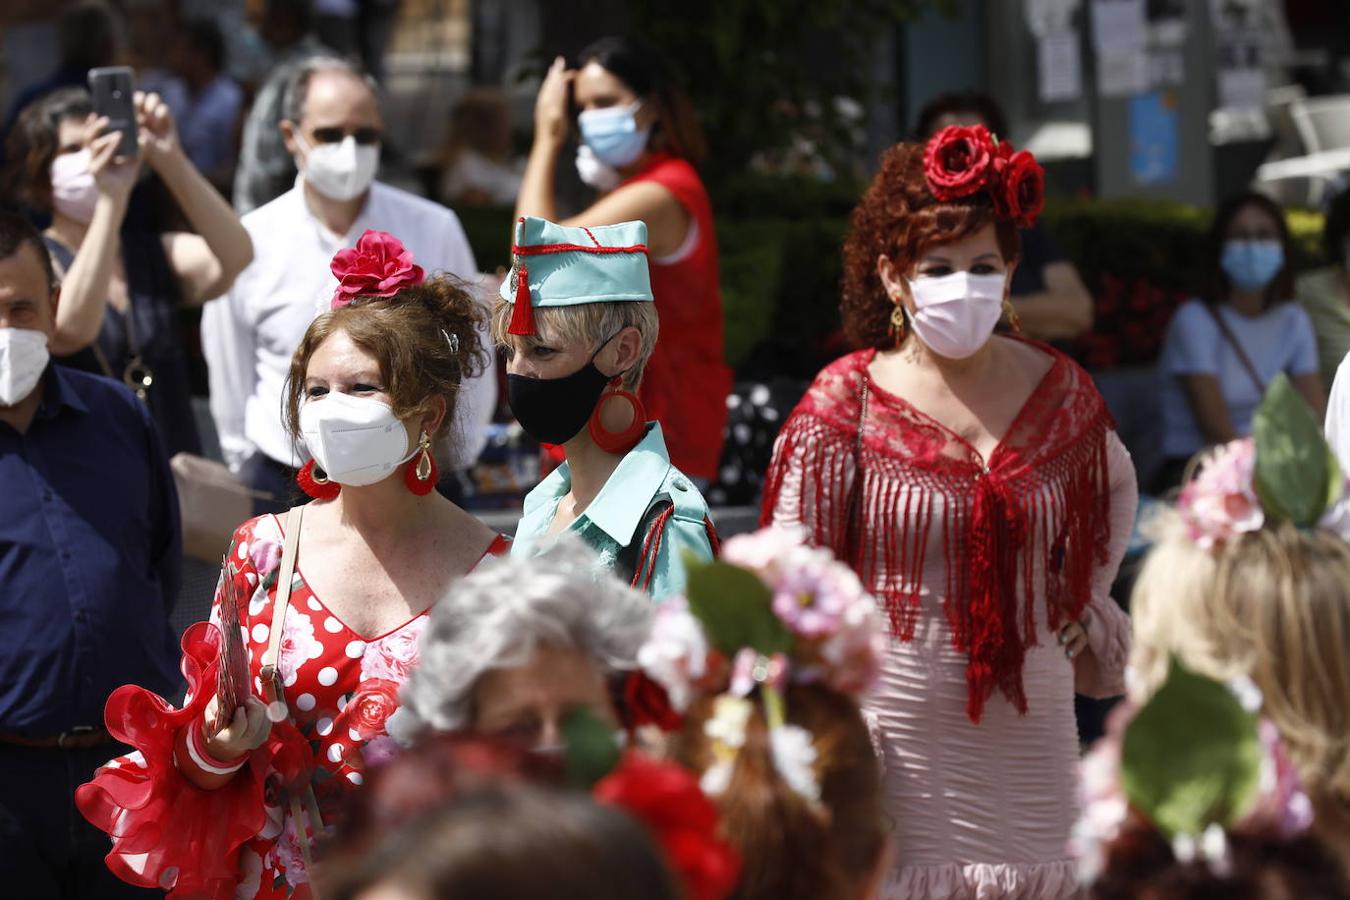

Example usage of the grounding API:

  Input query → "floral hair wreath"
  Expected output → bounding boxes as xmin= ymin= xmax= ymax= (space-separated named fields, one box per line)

xmin=923 ymin=124 xmax=1045 ymax=229
xmin=1071 ymin=658 xmax=1312 ymax=885
xmin=634 ymin=527 xmax=886 ymax=807
xmin=329 ymin=229 xmax=425 ymax=310
xmin=1178 ymin=374 xmax=1350 ymax=551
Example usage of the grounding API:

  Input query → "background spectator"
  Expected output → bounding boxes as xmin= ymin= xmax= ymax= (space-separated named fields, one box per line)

xmin=6 ymin=87 xmax=250 ymax=445
xmin=170 ymin=18 xmax=244 ymax=191
xmin=232 ymin=0 xmax=330 ymax=214
xmin=516 ymin=35 xmax=731 ymax=483
xmin=1155 ymin=191 xmax=1323 ymax=492
xmin=0 ymin=212 xmax=180 ymax=900
xmin=3 ymin=86 xmax=254 ymax=457
xmin=203 ymin=56 xmax=492 ymax=507
xmin=915 ymin=90 xmax=1094 ymax=343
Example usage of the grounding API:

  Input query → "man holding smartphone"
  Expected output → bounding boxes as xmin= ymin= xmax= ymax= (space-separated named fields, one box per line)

xmin=201 ymin=56 xmax=494 ymax=510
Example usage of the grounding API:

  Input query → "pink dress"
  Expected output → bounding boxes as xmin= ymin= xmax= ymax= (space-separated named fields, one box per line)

xmin=76 ymin=513 xmax=509 ymax=900
xmin=762 ymin=347 xmax=1136 ymax=899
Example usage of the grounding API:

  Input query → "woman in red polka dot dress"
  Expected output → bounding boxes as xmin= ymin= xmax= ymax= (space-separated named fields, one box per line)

xmin=76 ymin=234 xmax=509 ymax=899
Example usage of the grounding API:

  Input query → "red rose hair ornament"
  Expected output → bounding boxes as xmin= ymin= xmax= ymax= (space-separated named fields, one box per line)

xmin=594 ymin=751 xmax=742 ymax=900
xmin=330 ymin=229 xmax=425 ymax=309
xmin=924 ymin=124 xmax=1045 ymax=228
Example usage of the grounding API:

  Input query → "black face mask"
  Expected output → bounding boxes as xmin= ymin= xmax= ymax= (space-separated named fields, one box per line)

xmin=507 ymin=335 xmax=618 ymax=446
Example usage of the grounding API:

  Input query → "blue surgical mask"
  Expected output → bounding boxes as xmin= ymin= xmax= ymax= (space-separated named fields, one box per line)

xmin=1221 ymin=239 xmax=1285 ymax=292
xmin=577 ymin=102 xmax=650 ymax=168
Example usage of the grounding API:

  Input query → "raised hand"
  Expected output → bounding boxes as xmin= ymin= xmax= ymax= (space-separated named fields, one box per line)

xmin=83 ymin=114 xmax=139 ymax=203
xmin=533 ymin=56 xmax=575 ymax=147
xmin=135 ymin=91 xmax=181 ymax=168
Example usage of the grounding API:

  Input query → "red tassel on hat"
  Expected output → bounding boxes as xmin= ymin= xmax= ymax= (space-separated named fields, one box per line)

xmin=507 ymin=260 xmax=534 ymax=335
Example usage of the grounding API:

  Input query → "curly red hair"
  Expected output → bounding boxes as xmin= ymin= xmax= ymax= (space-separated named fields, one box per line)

xmin=840 ymin=142 xmax=1021 ymax=351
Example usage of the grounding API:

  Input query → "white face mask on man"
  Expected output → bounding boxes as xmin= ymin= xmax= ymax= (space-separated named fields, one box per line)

xmin=294 ymin=134 xmax=380 ymax=202
xmin=0 ymin=328 xmax=51 ymax=407
xmin=299 ymin=391 xmax=417 ymax=486
xmin=905 ymin=271 xmax=1007 ymax=360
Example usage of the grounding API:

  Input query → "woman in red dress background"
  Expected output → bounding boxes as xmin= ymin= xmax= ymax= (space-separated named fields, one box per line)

xmin=516 ymin=35 xmax=730 ymax=483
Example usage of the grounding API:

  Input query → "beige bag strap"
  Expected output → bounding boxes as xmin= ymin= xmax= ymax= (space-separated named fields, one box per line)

xmin=258 ymin=506 xmax=325 ymax=892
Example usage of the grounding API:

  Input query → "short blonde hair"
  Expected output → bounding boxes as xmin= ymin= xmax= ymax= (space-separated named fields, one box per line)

xmin=1130 ymin=510 xmax=1350 ymax=801
xmin=490 ymin=299 xmax=659 ymax=393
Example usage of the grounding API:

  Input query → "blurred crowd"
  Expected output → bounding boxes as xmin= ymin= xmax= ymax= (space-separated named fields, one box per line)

xmin=0 ymin=2 xmax=1349 ymax=900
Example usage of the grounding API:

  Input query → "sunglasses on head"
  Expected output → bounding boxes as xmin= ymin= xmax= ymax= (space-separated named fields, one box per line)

xmin=309 ymin=127 xmax=383 ymax=146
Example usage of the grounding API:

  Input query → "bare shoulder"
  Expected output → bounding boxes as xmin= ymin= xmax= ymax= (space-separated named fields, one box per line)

xmin=994 ymin=336 xmax=1056 ymax=383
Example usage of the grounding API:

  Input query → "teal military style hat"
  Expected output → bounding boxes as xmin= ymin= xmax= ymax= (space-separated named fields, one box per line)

xmin=501 ymin=216 xmax=653 ymax=336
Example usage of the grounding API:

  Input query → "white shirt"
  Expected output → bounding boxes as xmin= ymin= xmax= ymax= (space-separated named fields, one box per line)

xmin=202 ymin=178 xmax=494 ymax=472
xmin=1325 ymin=352 xmax=1350 ymax=471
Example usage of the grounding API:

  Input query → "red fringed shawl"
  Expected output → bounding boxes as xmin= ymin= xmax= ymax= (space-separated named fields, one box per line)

xmin=760 ymin=347 xmax=1115 ymax=723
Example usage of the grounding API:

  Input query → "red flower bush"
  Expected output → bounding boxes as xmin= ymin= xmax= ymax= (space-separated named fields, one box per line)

xmin=594 ymin=752 xmax=741 ymax=900
xmin=330 ymin=229 xmax=424 ymax=309
xmin=922 ymin=125 xmax=995 ymax=200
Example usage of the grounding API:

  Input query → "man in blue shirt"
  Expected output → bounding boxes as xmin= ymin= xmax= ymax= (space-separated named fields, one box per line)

xmin=0 ymin=213 xmax=179 ymax=898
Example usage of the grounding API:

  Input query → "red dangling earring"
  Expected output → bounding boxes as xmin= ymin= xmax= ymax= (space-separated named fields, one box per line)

xmin=588 ymin=379 xmax=647 ymax=454
xmin=404 ymin=430 xmax=437 ymax=496
xmin=297 ymin=459 xmax=340 ymax=501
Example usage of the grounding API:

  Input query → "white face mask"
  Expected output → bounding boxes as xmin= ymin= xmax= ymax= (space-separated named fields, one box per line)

xmin=299 ymin=391 xmax=417 ymax=486
xmin=295 ymin=134 xmax=380 ymax=202
xmin=0 ymin=328 xmax=51 ymax=407
xmin=906 ymin=271 xmax=1007 ymax=360
xmin=50 ymin=149 xmax=99 ymax=224
xmin=574 ymin=143 xmax=621 ymax=192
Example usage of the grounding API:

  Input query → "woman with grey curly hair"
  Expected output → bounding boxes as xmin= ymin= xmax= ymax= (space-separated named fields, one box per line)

xmin=390 ymin=539 xmax=654 ymax=747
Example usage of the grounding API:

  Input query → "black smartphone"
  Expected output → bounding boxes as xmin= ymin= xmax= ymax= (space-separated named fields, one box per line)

xmin=87 ymin=66 xmax=138 ymax=158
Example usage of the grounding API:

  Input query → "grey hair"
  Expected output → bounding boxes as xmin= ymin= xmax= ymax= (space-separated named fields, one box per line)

xmin=389 ymin=538 xmax=654 ymax=742
xmin=281 ymin=55 xmax=379 ymax=124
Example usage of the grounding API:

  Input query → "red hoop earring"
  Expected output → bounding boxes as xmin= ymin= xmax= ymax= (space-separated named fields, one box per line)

xmin=404 ymin=431 xmax=438 ymax=496
xmin=297 ymin=459 xmax=340 ymax=501
xmin=588 ymin=380 xmax=647 ymax=454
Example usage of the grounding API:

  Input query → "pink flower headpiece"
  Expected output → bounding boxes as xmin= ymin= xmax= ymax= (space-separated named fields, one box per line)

xmin=330 ymin=229 xmax=425 ymax=309
xmin=634 ymin=527 xmax=885 ymax=806
xmin=1176 ymin=375 xmax=1350 ymax=551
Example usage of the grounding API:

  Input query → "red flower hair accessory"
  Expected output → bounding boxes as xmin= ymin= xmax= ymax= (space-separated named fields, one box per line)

xmin=923 ymin=125 xmax=996 ymax=200
xmin=923 ymin=124 xmax=1046 ymax=229
xmin=330 ymin=229 xmax=425 ymax=309
xmin=594 ymin=751 xmax=742 ymax=900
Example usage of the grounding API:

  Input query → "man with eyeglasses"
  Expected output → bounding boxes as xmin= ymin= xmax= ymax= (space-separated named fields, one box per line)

xmin=202 ymin=56 xmax=493 ymax=509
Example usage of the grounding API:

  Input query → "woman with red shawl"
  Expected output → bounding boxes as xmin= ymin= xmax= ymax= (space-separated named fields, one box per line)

xmin=760 ymin=127 xmax=1137 ymax=898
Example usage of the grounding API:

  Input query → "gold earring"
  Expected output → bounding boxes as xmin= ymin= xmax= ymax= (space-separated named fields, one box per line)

xmin=1002 ymin=297 xmax=1022 ymax=336
xmin=890 ymin=303 xmax=907 ymax=345
xmin=414 ymin=431 xmax=433 ymax=482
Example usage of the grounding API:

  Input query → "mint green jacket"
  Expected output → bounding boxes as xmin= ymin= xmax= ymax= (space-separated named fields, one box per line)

xmin=510 ymin=424 xmax=714 ymax=599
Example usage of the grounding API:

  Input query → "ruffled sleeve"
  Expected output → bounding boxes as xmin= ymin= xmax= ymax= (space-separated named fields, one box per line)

xmin=74 ymin=517 xmax=275 ymax=899
xmin=1073 ymin=431 xmax=1137 ymax=699
xmin=75 ymin=622 xmax=267 ymax=899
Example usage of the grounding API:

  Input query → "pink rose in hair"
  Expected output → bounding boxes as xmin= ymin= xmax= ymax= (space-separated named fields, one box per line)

xmin=1178 ymin=438 xmax=1264 ymax=550
xmin=330 ymin=229 xmax=425 ymax=309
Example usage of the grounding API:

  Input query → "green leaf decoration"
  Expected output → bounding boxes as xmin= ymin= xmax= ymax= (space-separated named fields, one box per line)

xmin=1120 ymin=657 xmax=1262 ymax=840
xmin=561 ymin=707 xmax=622 ymax=790
xmin=683 ymin=555 xmax=792 ymax=658
xmin=1252 ymin=373 xmax=1341 ymax=527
